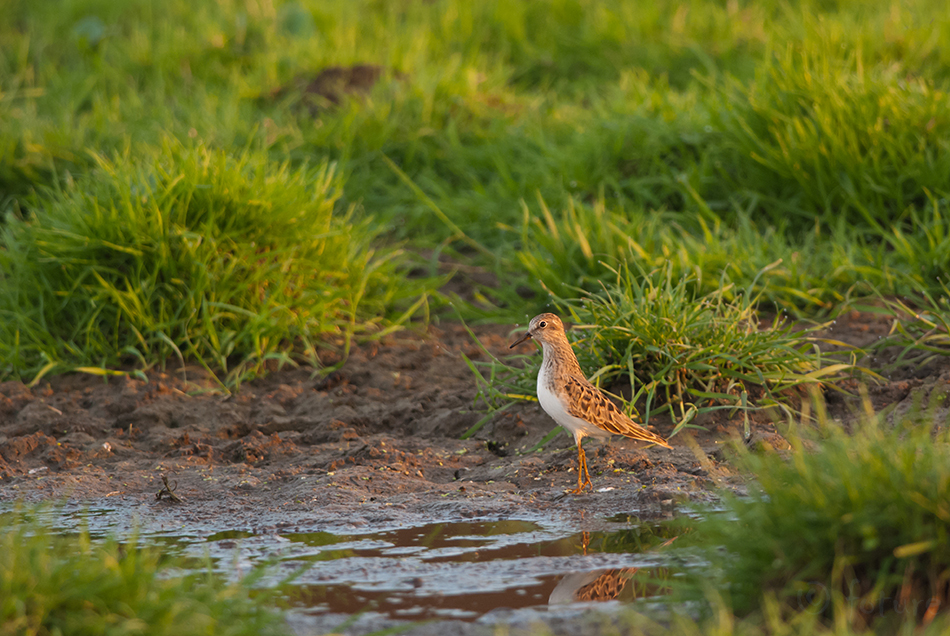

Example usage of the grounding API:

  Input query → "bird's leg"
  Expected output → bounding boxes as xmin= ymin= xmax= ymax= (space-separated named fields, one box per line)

xmin=571 ymin=441 xmax=593 ymax=494
xmin=575 ymin=443 xmax=585 ymax=493
xmin=581 ymin=447 xmax=593 ymax=491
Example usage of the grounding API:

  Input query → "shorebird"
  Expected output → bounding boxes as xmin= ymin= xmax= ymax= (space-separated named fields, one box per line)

xmin=510 ymin=313 xmax=671 ymax=493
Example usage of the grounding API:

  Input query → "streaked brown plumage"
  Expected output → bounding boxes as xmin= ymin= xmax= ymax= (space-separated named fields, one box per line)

xmin=510 ymin=313 xmax=671 ymax=493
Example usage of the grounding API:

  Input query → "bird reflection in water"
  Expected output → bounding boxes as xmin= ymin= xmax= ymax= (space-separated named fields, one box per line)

xmin=549 ymin=532 xmax=679 ymax=604
xmin=549 ymin=568 xmax=640 ymax=604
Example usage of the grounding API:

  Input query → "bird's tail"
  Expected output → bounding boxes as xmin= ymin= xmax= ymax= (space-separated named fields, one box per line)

xmin=628 ymin=426 xmax=673 ymax=449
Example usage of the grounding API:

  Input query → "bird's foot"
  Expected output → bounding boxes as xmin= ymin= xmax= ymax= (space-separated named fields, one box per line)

xmin=571 ymin=443 xmax=595 ymax=494
xmin=570 ymin=477 xmax=593 ymax=495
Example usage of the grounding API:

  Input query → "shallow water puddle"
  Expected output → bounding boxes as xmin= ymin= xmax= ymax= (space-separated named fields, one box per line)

xmin=6 ymin=503 xmax=686 ymax=623
xmin=199 ymin=519 xmax=683 ymax=621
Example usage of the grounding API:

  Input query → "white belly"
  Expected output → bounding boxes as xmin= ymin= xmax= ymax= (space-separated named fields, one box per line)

xmin=537 ymin=366 xmax=611 ymax=443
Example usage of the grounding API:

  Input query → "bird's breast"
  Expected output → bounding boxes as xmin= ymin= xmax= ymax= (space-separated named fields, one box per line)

xmin=537 ymin=365 xmax=569 ymax=425
xmin=537 ymin=363 xmax=610 ymax=441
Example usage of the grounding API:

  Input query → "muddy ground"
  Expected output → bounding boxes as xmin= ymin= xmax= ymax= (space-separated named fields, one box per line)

xmin=2 ymin=310 xmax=946 ymax=521
xmin=2 ymin=310 xmax=949 ymax=634
xmin=0 ymin=321 xmax=724 ymax=523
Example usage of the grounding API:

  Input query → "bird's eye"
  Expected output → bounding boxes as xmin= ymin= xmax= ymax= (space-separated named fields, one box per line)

xmin=538 ymin=321 xmax=547 ymax=328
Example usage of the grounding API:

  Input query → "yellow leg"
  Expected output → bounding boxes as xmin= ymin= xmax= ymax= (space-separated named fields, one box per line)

xmin=571 ymin=441 xmax=593 ymax=494
xmin=581 ymin=446 xmax=593 ymax=491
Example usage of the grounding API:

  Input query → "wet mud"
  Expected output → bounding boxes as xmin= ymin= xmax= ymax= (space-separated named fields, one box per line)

xmin=0 ymin=323 xmax=728 ymax=516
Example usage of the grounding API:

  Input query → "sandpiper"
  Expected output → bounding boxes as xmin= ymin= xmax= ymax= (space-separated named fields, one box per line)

xmin=510 ymin=313 xmax=671 ymax=494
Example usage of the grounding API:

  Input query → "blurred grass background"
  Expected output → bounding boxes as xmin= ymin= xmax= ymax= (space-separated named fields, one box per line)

xmin=1 ymin=0 xmax=948 ymax=370
xmin=4 ymin=0 xmax=950 ymax=381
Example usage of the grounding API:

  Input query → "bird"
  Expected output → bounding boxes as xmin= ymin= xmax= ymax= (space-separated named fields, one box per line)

xmin=510 ymin=313 xmax=672 ymax=494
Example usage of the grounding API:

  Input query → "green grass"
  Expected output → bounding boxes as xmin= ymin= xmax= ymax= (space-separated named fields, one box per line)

xmin=611 ymin=600 xmax=950 ymax=636
xmin=867 ymin=281 xmax=950 ymax=371
xmin=511 ymin=192 xmax=950 ymax=314
xmin=705 ymin=48 xmax=950 ymax=232
xmin=471 ymin=264 xmax=866 ymax=437
xmin=0 ymin=141 xmax=428 ymax=385
xmin=0 ymin=508 xmax=287 ymax=636
xmin=3 ymin=0 xmax=950 ymax=328
xmin=683 ymin=390 xmax=950 ymax=628
xmin=508 ymin=194 xmax=888 ymax=313
xmin=5 ymin=1 xmax=950 ymax=632
xmin=567 ymin=265 xmax=864 ymax=432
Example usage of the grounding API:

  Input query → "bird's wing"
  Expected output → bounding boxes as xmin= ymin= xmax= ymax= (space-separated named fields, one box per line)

xmin=563 ymin=376 xmax=672 ymax=448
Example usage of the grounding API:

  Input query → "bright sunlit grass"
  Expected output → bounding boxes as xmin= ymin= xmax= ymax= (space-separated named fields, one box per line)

xmin=511 ymin=191 xmax=950 ymax=316
xmin=681 ymin=391 xmax=950 ymax=631
xmin=472 ymin=263 xmax=866 ymax=438
xmin=0 ymin=141 xmax=427 ymax=385
xmin=567 ymin=264 xmax=864 ymax=433
xmin=2 ymin=0 xmax=949 ymax=321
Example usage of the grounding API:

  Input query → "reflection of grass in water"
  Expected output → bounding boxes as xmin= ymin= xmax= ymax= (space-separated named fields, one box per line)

xmin=291 ymin=549 xmax=361 ymax=563
xmin=206 ymin=530 xmax=257 ymax=542
xmin=285 ymin=520 xmax=543 ymax=553
xmin=282 ymin=531 xmax=343 ymax=548
xmin=277 ymin=583 xmax=372 ymax=615
xmin=588 ymin=518 xmax=689 ymax=602
xmin=590 ymin=518 xmax=689 ymax=555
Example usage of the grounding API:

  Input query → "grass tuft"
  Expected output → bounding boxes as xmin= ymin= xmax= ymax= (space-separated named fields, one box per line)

xmin=487 ymin=264 xmax=865 ymax=436
xmin=0 ymin=507 xmax=286 ymax=636
xmin=0 ymin=140 xmax=427 ymax=385
xmin=870 ymin=282 xmax=950 ymax=371
xmin=689 ymin=390 xmax=950 ymax=628
xmin=565 ymin=264 xmax=863 ymax=434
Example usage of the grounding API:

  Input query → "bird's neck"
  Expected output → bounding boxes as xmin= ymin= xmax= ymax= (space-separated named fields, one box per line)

xmin=540 ymin=337 xmax=584 ymax=377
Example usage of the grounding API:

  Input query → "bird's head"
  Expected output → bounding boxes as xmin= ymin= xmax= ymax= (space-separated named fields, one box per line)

xmin=509 ymin=313 xmax=566 ymax=349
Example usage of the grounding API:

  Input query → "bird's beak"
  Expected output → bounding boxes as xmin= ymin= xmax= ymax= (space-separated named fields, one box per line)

xmin=509 ymin=331 xmax=532 ymax=349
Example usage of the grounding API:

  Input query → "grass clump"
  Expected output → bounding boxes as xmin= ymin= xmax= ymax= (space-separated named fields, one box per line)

xmin=0 ymin=140 xmax=426 ymax=384
xmin=565 ymin=265 xmax=858 ymax=433
xmin=481 ymin=264 xmax=860 ymax=436
xmin=689 ymin=392 xmax=950 ymax=628
xmin=0 ymin=509 xmax=286 ymax=636
xmin=510 ymin=195 xmax=877 ymax=312
xmin=711 ymin=49 xmax=950 ymax=232
xmin=869 ymin=283 xmax=950 ymax=371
